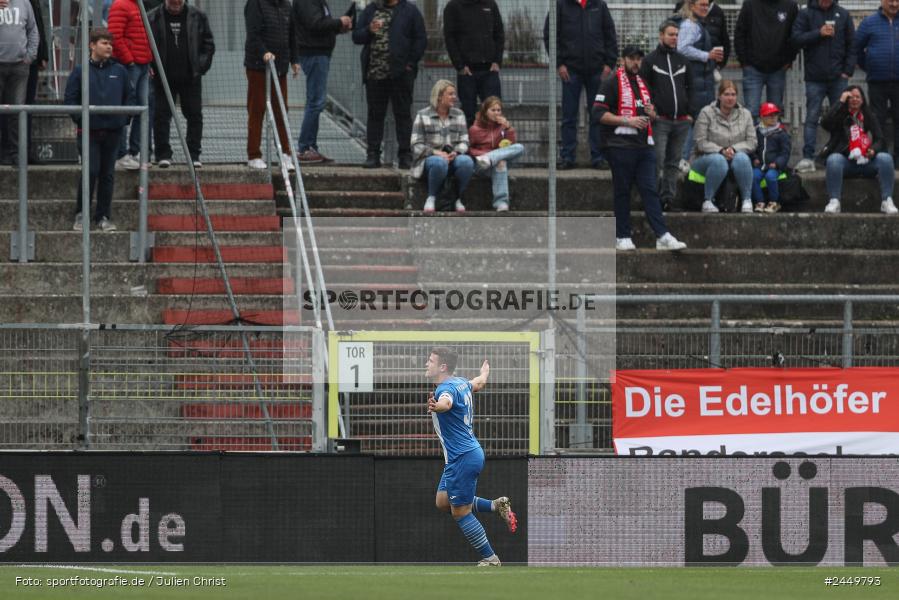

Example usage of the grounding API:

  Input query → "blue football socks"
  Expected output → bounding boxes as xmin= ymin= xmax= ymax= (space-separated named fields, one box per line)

xmin=472 ymin=497 xmax=494 ymax=514
xmin=456 ymin=512 xmax=495 ymax=559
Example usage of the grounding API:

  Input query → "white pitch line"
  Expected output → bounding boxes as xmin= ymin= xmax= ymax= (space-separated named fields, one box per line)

xmin=16 ymin=565 xmax=177 ymax=576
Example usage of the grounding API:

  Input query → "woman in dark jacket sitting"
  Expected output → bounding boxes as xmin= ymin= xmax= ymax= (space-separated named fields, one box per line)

xmin=821 ymin=85 xmax=897 ymax=214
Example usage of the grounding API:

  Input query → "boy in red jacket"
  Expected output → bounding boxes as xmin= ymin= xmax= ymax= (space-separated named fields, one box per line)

xmin=107 ymin=0 xmax=153 ymax=169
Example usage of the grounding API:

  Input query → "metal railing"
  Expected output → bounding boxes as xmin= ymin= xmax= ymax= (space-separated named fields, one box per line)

xmin=0 ymin=103 xmax=150 ymax=263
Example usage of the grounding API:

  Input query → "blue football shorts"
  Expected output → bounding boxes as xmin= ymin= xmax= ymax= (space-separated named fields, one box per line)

xmin=436 ymin=446 xmax=485 ymax=507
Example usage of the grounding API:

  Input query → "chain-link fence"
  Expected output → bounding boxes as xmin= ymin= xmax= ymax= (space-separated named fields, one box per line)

xmin=30 ymin=1 xmax=879 ymax=165
xmin=0 ymin=324 xmax=316 ymax=450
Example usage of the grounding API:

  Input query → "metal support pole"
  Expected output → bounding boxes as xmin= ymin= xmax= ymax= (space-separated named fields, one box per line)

xmin=137 ymin=94 xmax=149 ymax=262
xmin=540 ymin=328 xmax=556 ymax=455
xmin=842 ymin=301 xmax=853 ymax=368
xmin=710 ymin=300 xmax=721 ymax=367
xmin=573 ymin=301 xmax=591 ymax=447
xmin=79 ymin=0 xmax=91 ymax=449
xmin=312 ymin=328 xmax=326 ymax=452
xmin=15 ymin=110 xmax=30 ymax=262
xmin=547 ymin=0 xmax=558 ymax=331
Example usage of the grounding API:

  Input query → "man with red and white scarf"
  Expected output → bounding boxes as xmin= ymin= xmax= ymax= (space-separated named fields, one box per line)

xmin=593 ymin=45 xmax=687 ymax=251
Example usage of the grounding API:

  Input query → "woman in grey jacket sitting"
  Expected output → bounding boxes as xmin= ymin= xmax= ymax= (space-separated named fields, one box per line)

xmin=690 ymin=80 xmax=757 ymax=213
xmin=410 ymin=80 xmax=474 ymax=213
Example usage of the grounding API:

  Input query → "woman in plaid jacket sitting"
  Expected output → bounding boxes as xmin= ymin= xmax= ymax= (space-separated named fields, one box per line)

xmin=410 ymin=80 xmax=474 ymax=212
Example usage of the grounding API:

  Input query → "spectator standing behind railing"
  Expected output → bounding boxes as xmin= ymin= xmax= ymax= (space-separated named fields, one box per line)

xmin=640 ymin=20 xmax=692 ymax=212
xmin=820 ymin=85 xmax=897 ymax=214
xmin=0 ymin=0 xmax=45 ymax=165
xmin=291 ymin=0 xmax=352 ymax=164
xmin=593 ymin=46 xmax=687 ymax=252
xmin=790 ymin=0 xmax=854 ymax=174
xmin=543 ymin=0 xmax=617 ymax=170
xmin=353 ymin=0 xmax=426 ymax=170
xmin=734 ymin=0 xmax=799 ymax=122
xmin=853 ymin=0 xmax=899 ymax=164
xmin=65 ymin=28 xmax=133 ymax=233
xmin=0 ymin=0 xmax=38 ymax=166
xmin=676 ymin=0 xmax=720 ymax=164
xmin=442 ymin=0 xmax=504 ymax=128
xmin=468 ymin=96 xmax=524 ymax=212
xmin=673 ymin=0 xmax=730 ymax=80
xmin=244 ymin=0 xmax=298 ymax=171
xmin=690 ymin=80 xmax=757 ymax=213
xmin=108 ymin=0 xmax=154 ymax=170
xmin=146 ymin=0 xmax=214 ymax=169
xmin=410 ymin=80 xmax=472 ymax=213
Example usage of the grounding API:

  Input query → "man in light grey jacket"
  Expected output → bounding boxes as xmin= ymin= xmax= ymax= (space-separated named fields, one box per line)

xmin=0 ymin=0 xmax=38 ymax=164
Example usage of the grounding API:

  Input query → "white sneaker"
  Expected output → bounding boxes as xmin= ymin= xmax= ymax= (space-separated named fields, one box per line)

xmin=477 ymin=554 xmax=501 ymax=567
xmin=247 ymin=158 xmax=267 ymax=169
xmin=656 ymin=232 xmax=687 ymax=251
xmin=615 ymin=237 xmax=636 ymax=251
xmin=454 ymin=199 xmax=466 ymax=213
xmin=475 ymin=154 xmax=492 ymax=170
xmin=157 ymin=159 xmax=171 ymax=168
xmin=98 ymin=217 xmax=117 ymax=232
xmin=423 ymin=196 xmax=436 ymax=213
xmin=701 ymin=200 xmax=719 ymax=213
xmin=281 ymin=153 xmax=295 ymax=172
xmin=679 ymin=159 xmax=691 ymax=175
xmin=882 ymin=197 xmax=898 ymax=214
xmin=795 ymin=158 xmax=816 ymax=173
xmin=192 ymin=160 xmax=203 ymax=168
xmin=73 ymin=213 xmax=83 ymax=232
xmin=494 ymin=201 xmax=509 ymax=212
xmin=741 ymin=199 xmax=753 ymax=213
xmin=493 ymin=497 xmax=518 ymax=533
xmin=824 ymin=198 xmax=841 ymax=214
xmin=116 ymin=154 xmax=140 ymax=170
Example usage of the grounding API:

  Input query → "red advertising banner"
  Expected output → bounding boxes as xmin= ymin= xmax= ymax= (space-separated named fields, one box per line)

xmin=612 ymin=368 xmax=899 ymax=455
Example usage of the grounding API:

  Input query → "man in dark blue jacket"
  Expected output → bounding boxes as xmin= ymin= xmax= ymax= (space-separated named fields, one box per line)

xmin=65 ymin=28 xmax=133 ymax=232
xmin=353 ymin=0 xmax=426 ymax=169
xmin=791 ymin=0 xmax=855 ymax=172
xmin=543 ymin=0 xmax=618 ymax=170
xmin=854 ymin=0 xmax=899 ymax=160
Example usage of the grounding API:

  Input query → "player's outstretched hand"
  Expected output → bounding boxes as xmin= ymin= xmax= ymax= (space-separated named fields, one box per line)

xmin=427 ymin=392 xmax=436 ymax=414
xmin=480 ymin=359 xmax=490 ymax=379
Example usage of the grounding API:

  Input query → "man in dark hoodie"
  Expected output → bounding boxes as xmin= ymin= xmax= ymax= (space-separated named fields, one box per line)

xmin=292 ymin=0 xmax=352 ymax=163
xmin=443 ymin=0 xmax=504 ymax=127
xmin=640 ymin=19 xmax=692 ymax=211
xmin=734 ymin=0 xmax=799 ymax=122
xmin=790 ymin=0 xmax=855 ymax=173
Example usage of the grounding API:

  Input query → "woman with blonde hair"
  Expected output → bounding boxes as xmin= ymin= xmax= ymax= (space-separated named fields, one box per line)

xmin=410 ymin=80 xmax=473 ymax=212
xmin=468 ymin=97 xmax=525 ymax=211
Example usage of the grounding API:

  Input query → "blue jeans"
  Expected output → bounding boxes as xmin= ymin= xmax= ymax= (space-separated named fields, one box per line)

xmin=803 ymin=79 xmax=848 ymax=159
xmin=691 ymin=152 xmax=754 ymax=202
xmin=298 ymin=55 xmax=330 ymax=152
xmin=825 ymin=152 xmax=895 ymax=201
xmin=561 ymin=69 xmax=604 ymax=163
xmin=605 ymin=146 xmax=669 ymax=239
xmin=752 ymin=168 xmax=781 ymax=203
xmin=119 ymin=63 xmax=150 ymax=158
xmin=742 ymin=66 xmax=786 ymax=121
xmin=424 ymin=154 xmax=474 ymax=198
xmin=475 ymin=143 xmax=525 ymax=207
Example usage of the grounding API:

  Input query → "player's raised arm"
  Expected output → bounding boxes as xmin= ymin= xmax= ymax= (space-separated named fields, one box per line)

xmin=469 ymin=359 xmax=490 ymax=392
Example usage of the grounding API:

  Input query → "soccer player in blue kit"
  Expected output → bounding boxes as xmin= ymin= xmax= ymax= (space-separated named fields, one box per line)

xmin=426 ymin=347 xmax=518 ymax=566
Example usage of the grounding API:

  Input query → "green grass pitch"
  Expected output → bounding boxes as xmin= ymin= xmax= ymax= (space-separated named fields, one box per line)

xmin=0 ymin=565 xmax=894 ymax=600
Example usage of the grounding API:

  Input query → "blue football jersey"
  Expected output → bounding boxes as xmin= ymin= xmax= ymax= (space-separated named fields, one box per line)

xmin=431 ymin=376 xmax=481 ymax=463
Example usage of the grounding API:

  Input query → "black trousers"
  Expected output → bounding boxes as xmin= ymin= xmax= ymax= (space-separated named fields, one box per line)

xmin=75 ymin=129 xmax=121 ymax=222
xmin=153 ymin=77 xmax=203 ymax=161
xmin=457 ymin=68 xmax=501 ymax=126
xmin=868 ymin=80 xmax=899 ymax=157
xmin=365 ymin=72 xmax=414 ymax=156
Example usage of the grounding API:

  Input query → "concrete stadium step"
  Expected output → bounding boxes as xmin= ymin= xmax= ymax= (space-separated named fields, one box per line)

xmin=0 ymin=294 xmax=293 ymax=323
xmin=316 ymin=264 xmax=419 ymax=284
xmin=152 ymin=246 xmax=286 ymax=262
xmin=162 ymin=309 xmax=300 ymax=326
xmin=301 ymin=225 xmax=412 ymax=248
xmin=286 ymin=166 xmax=402 ymax=192
xmin=0 ymin=165 xmax=271 ymax=200
xmin=291 ymin=248 xmax=413 ymax=266
xmin=149 ymin=183 xmax=274 ymax=200
xmin=166 ymin=338 xmax=309 ymax=360
xmin=0 ymin=199 xmax=276 ymax=230
xmin=182 ymin=403 xmax=312 ymax=419
xmin=291 ymin=190 xmax=407 ymax=210
xmin=149 ymin=215 xmax=281 ymax=232
xmin=156 ymin=277 xmax=294 ymax=295
xmin=0 ymin=263 xmax=285 ymax=294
